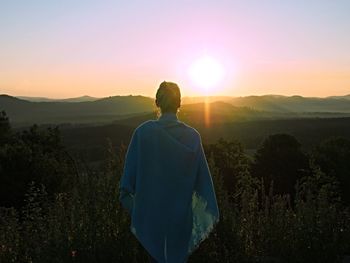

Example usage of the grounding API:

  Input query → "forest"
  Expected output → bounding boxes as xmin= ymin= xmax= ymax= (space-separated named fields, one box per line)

xmin=1 ymin=110 xmax=350 ymax=262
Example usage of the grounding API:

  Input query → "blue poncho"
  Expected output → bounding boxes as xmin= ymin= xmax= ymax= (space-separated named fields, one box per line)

xmin=119 ymin=112 xmax=219 ymax=263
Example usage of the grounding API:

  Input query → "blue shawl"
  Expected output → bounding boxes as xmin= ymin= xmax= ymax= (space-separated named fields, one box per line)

xmin=119 ymin=113 xmax=219 ymax=263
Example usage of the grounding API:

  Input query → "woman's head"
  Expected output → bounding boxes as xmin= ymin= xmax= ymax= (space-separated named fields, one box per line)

xmin=156 ymin=81 xmax=181 ymax=114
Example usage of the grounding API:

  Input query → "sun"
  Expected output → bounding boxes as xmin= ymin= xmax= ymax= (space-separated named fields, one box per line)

xmin=188 ymin=56 xmax=225 ymax=91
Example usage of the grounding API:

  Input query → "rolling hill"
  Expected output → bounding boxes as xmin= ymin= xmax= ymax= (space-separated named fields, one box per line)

xmin=3 ymin=93 xmax=350 ymax=164
xmin=17 ymin=95 xmax=99 ymax=102
xmin=1 ymin=93 xmax=350 ymax=126
xmin=228 ymin=95 xmax=350 ymax=113
xmin=183 ymin=94 xmax=350 ymax=113
xmin=0 ymin=95 xmax=155 ymax=126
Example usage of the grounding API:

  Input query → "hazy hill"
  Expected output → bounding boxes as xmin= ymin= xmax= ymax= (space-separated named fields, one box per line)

xmin=112 ymin=101 xmax=350 ymax=130
xmin=228 ymin=95 xmax=350 ymax=113
xmin=0 ymin=94 xmax=155 ymax=125
xmin=326 ymin=94 xmax=350 ymax=100
xmin=16 ymin=93 xmax=350 ymax=111
xmin=179 ymin=101 xmax=270 ymax=124
xmin=17 ymin=95 xmax=99 ymax=102
xmin=2 ymin=93 xmax=350 ymax=126
xmin=111 ymin=102 xmax=261 ymax=127
xmin=182 ymin=94 xmax=350 ymax=113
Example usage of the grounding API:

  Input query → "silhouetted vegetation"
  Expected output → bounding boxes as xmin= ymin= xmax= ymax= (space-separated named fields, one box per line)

xmin=311 ymin=136 xmax=350 ymax=205
xmin=1 ymin=112 xmax=350 ymax=262
xmin=0 ymin=113 xmax=76 ymax=208
xmin=251 ymin=134 xmax=310 ymax=198
xmin=58 ymin=116 xmax=350 ymax=166
xmin=204 ymin=138 xmax=251 ymax=196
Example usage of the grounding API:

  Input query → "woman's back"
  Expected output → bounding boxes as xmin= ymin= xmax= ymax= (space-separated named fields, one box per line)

xmin=119 ymin=82 xmax=219 ymax=263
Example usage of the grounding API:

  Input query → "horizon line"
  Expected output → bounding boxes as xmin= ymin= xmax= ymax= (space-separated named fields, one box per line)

xmin=2 ymin=92 xmax=350 ymax=101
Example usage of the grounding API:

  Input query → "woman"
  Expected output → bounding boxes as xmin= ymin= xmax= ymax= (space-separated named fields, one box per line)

xmin=119 ymin=81 xmax=219 ymax=263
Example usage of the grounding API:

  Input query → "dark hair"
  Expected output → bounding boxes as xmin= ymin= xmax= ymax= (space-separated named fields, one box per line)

xmin=155 ymin=81 xmax=181 ymax=113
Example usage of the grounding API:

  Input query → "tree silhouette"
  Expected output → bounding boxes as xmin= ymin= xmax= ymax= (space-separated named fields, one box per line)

xmin=0 ymin=111 xmax=11 ymax=145
xmin=0 ymin=120 xmax=76 ymax=207
xmin=251 ymin=133 xmax=310 ymax=197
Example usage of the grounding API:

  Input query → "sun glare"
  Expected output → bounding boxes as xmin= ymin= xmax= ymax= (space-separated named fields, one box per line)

xmin=188 ymin=56 xmax=225 ymax=91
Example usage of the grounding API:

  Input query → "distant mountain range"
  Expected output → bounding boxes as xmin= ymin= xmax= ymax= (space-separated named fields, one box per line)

xmin=17 ymin=95 xmax=99 ymax=102
xmin=0 ymin=95 xmax=154 ymax=126
xmin=183 ymin=94 xmax=350 ymax=113
xmin=1 ymin=93 xmax=350 ymax=126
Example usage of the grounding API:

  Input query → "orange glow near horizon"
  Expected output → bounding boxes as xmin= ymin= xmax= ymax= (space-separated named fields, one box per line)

xmin=1 ymin=2 xmax=350 ymax=99
xmin=2 ymin=64 xmax=349 ymax=99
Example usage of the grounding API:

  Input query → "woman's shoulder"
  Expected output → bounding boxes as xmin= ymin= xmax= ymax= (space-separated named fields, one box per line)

xmin=134 ymin=120 xmax=157 ymax=134
xmin=179 ymin=121 xmax=201 ymax=138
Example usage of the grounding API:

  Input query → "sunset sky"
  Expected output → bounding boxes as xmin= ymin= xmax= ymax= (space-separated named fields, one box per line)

xmin=1 ymin=0 xmax=350 ymax=98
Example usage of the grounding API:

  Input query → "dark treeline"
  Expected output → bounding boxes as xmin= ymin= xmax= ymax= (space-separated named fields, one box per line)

xmin=1 ymin=111 xmax=350 ymax=262
xmin=58 ymin=115 xmax=350 ymax=165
